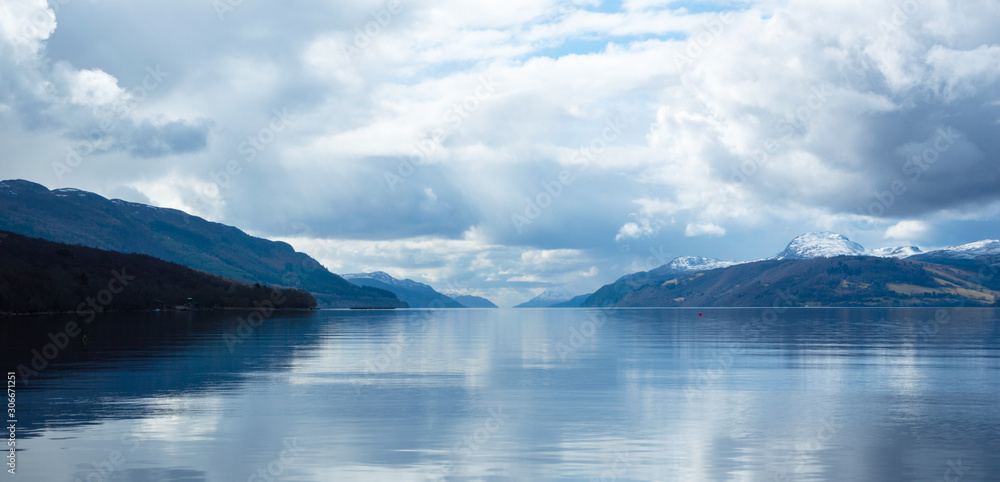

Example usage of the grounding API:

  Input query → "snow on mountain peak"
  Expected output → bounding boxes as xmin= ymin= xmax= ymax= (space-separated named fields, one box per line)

xmin=343 ymin=271 xmax=428 ymax=290
xmin=926 ymin=239 xmax=1000 ymax=259
xmin=666 ymin=256 xmax=739 ymax=271
xmin=367 ymin=271 xmax=394 ymax=282
xmin=868 ymin=246 xmax=923 ymax=258
xmin=771 ymin=232 xmax=866 ymax=260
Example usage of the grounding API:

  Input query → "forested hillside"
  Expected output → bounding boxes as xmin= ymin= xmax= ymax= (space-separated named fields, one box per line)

xmin=0 ymin=231 xmax=317 ymax=314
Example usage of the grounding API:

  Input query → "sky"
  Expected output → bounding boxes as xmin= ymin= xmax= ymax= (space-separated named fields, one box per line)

xmin=1 ymin=0 xmax=999 ymax=306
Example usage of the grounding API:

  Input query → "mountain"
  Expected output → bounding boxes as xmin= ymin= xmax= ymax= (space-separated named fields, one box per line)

xmin=0 ymin=180 xmax=405 ymax=308
xmin=549 ymin=294 xmax=591 ymax=308
xmin=343 ymin=271 xmax=464 ymax=308
xmin=583 ymin=232 xmax=1000 ymax=308
xmin=769 ymin=232 xmax=925 ymax=261
xmin=648 ymin=256 xmax=741 ymax=276
xmin=448 ymin=295 xmax=499 ymax=308
xmin=583 ymin=256 xmax=740 ymax=307
xmin=514 ymin=289 xmax=578 ymax=308
xmin=0 ymin=230 xmax=317 ymax=314
xmin=769 ymin=232 xmax=866 ymax=260
xmin=615 ymin=256 xmax=1000 ymax=308
xmin=868 ymin=246 xmax=923 ymax=258
xmin=910 ymin=240 xmax=1000 ymax=266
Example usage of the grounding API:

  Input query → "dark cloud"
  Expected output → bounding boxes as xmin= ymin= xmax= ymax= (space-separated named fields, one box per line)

xmin=119 ymin=118 xmax=213 ymax=158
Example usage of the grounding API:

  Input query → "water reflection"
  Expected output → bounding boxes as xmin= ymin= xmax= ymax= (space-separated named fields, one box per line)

xmin=2 ymin=308 xmax=998 ymax=481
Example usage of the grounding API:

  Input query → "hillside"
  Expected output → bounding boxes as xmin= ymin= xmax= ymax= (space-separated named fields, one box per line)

xmin=910 ymin=240 xmax=1000 ymax=267
xmin=343 ymin=272 xmax=464 ymax=308
xmin=0 ymin=180 xmax=404 ymax=308
xmin=449 ymin=295 xmax=499 ymax=308
xmin=582 ymin=232 xmax=1000 ymax=308
xmin=0 ymin=231 xmax=317 ymax=314
xmin=615 ymin=256 xmax=1000 ymax=307
xmin=550 ymin=294 xmax=591 ymax=308
xmin=584 ymin=256 xmax=740 ymax=307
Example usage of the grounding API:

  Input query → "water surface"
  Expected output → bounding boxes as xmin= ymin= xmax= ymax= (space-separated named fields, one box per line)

xmin=4 ymin=308 xmax=999 ymax=481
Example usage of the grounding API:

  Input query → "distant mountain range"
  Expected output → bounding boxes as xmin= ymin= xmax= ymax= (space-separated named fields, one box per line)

xmin=446 ymin=294 xmax=499 ymax=308
xmin=585 ymin=256 xmax=741 ymax=307
xmin=514 ymin=289 xmax=589 ymax=308
xmin=580 ymin=232 xmax=1000 ymax=308
xmin=910 ymin=240 xmax=1000 ymax=264
xmin=343 ymin=272 xmax=499 ymax=308
xmin=612 ymin=255 xmax=1000 ymax=307
xmin=343 ymin=272 xmax=464 ymax=308
xmin=0 ymin=180 xmax=404 ymax=308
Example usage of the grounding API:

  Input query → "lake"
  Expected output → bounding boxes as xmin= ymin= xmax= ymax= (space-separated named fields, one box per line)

xmin=3 ymin=307 xmax=999 ymax=481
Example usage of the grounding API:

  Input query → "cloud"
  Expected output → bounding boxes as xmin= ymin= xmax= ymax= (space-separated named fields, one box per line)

xmin=0 ymin=1 xmax=213 ymax=188
xmin=112 ymin=118 xmax=213 ymax=158
xmin=0 ymin=0 xmax=55 ymax=61
xmin=685 ymin=222 xmax=726 ymax=237
xmin=884 ymin=220 xmax=929 ymax=240
xmin=66 ymin=68 xmax=126 ymax=107
xmin=615 ymin=220 xmax=653 ymax=241
xmin=2 ymin=0 xmax=1000 ymax=302
xmin=273 ymin=230 xmax=599 ymax=306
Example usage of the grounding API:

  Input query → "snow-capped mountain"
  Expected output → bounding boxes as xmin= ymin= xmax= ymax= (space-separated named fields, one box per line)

xmin=770 ymin=232 xmax=867 ymax=260
xmin=343 ymin=271 xmax=428 ymax=290
xmin=343 ymin=271 xmax=465 ymax=308
xmin=867 ymin=246 xmax=923 ymax=259
xmin=650 ymin=256 xmax=741 ymax=276
xmin=583 ymin=231 xmax=1000 ymax=308
xmin=913 ymin=240 xmax=1000 ymax=261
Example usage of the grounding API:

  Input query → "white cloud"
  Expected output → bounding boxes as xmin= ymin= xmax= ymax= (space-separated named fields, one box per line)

xmin=926 ymin=44 xmax=1000 ymax=101
xmin=0 ymin=0 xmax=55 ymax=60
xmin=67 ymin=68 xmax=127 ymax=107
xmin=272 ymin=230 xmax=598 ymax=306
xmin=615 ymin=220 xmax=653 ymax=241
xmin=3 ymin=0 xmax=1000 ymax=299
xmin=685 ymin=222 xmax=726 ymax=237
xmin=884 ymin=220 xmax=929 ymax=240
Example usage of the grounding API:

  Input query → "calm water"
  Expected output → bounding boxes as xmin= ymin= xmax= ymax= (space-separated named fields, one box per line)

xmin=3 ymin=308 xmax=999 ymax=481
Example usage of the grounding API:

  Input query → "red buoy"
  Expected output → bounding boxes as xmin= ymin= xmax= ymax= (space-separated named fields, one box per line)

xmin=699 ymin=312 xmax=703 ymax=317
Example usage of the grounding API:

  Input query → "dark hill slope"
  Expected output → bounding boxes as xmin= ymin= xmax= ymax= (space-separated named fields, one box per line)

xmin=0 ymin=231 xmax=317 ymax=314
xmin=0 ymin=180 xmax=403 ymax=308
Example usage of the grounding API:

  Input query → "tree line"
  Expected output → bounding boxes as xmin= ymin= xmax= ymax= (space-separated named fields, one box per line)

xmin=0 ymin=231 xmax=316 ymax=314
